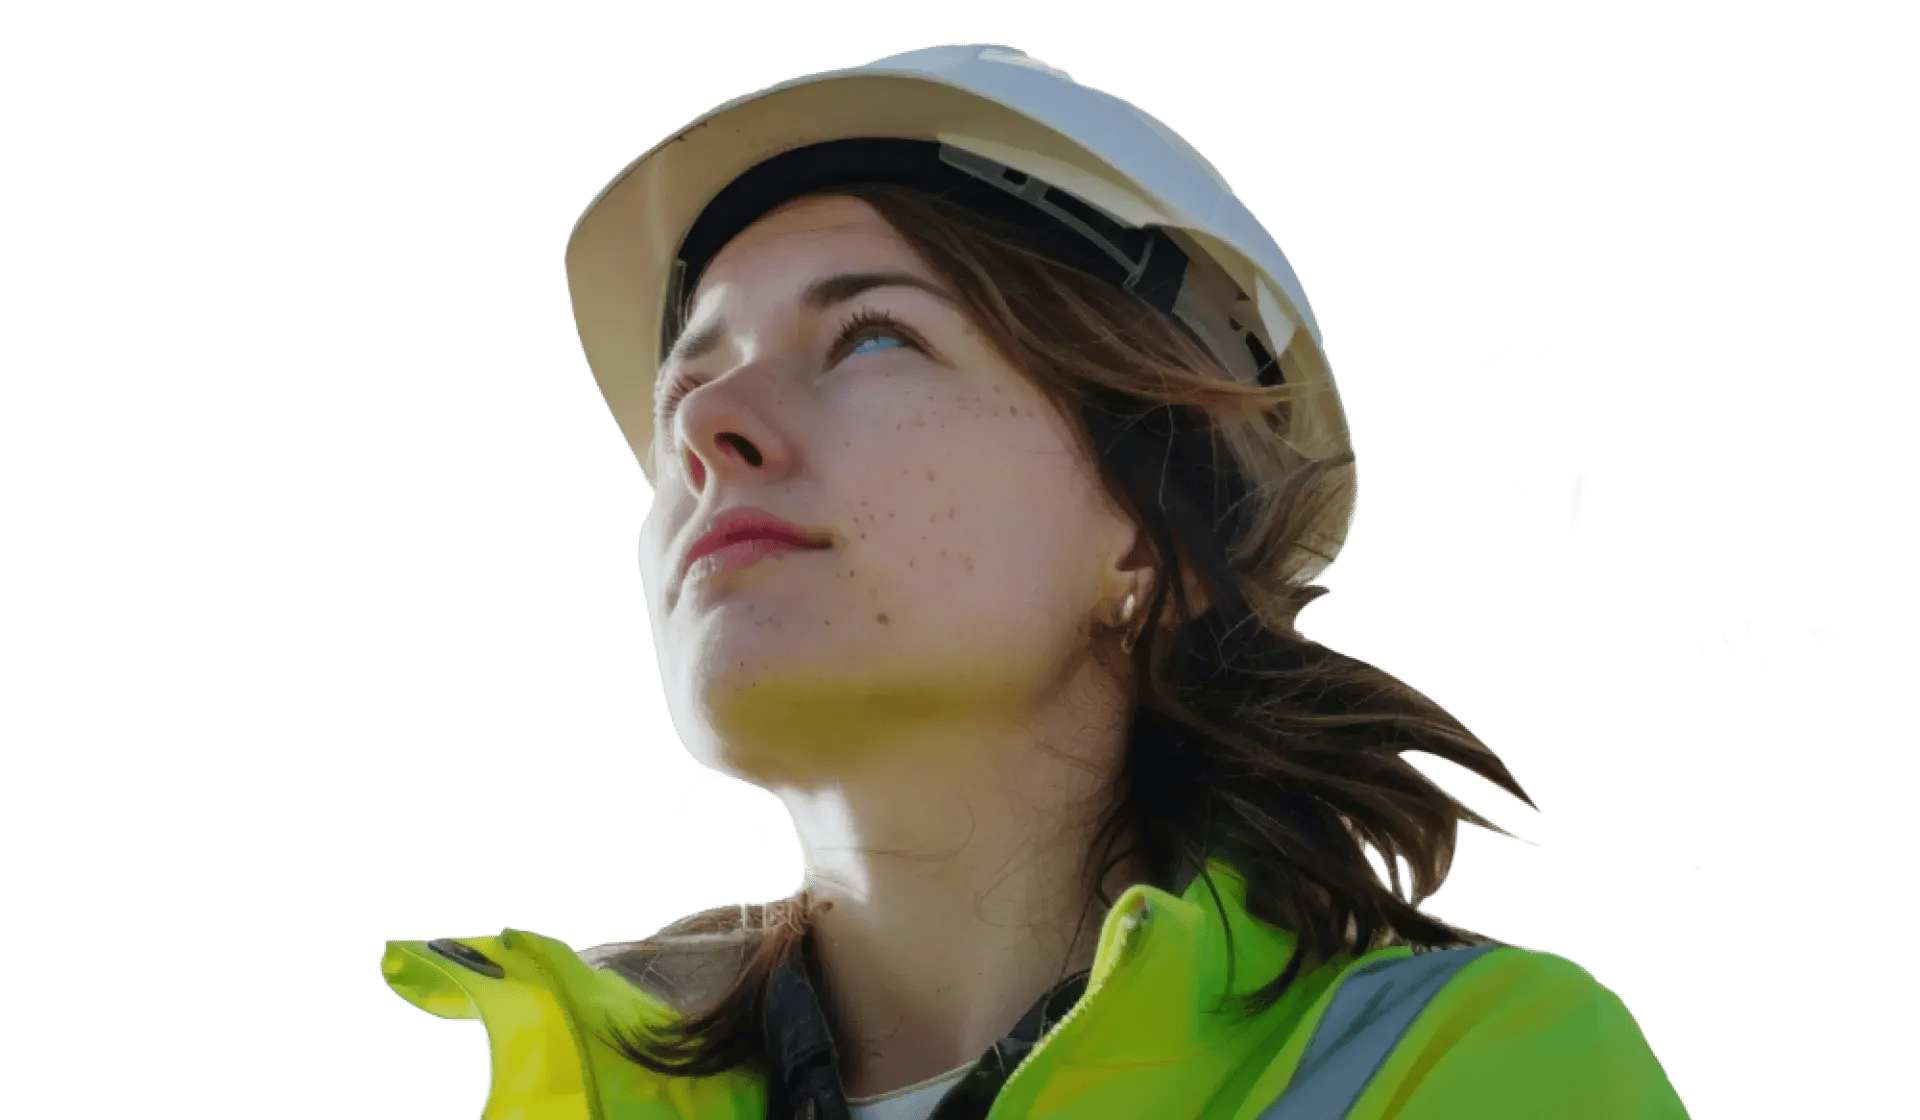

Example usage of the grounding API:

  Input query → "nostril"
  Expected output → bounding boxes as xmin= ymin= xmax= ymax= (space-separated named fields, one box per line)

xmin=684 ymin=446 xmax=706 ymax=487
xmin=717 ymin=432 xmax=763 ymax=467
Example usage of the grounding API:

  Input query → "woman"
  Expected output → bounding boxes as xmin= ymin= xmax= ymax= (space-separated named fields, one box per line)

xmin=383 ymin=45 xmax=1688 ymax=1119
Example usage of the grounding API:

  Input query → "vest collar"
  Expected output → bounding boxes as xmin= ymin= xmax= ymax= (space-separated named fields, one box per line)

xmin=758 ymin=857 xmax=1297 ymax=1120
xmin=380 ymin=856 xmax=1304 ymax=1120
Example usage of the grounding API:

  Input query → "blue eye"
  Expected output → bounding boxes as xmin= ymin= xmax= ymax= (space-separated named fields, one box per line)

xmin=832 ymin=309 xmax=918 ymax=363
xmin=850 ymin=333 xmax=903 ymax=356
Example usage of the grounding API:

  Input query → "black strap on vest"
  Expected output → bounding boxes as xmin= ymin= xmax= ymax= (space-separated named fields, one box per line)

xmin=923 ymin=969 xmax=1088 ymax=1120
xmin=761 ymin=948 xmax=851 ymax=1120
xmin=1257 ymin=944 xmax=1500 ymax=1120
xmin=761 ymin=943 xmax=1089 ymax=1120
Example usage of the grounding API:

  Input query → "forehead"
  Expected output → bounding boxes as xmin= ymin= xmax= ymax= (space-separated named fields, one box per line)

xmin=692 ymin=194 xmax=925 ymax=308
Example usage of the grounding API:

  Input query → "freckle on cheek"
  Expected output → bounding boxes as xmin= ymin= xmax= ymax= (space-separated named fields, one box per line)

xmin=876 ymin=613 xmax=889 ymax=624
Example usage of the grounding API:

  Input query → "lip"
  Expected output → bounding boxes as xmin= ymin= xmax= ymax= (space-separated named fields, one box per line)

xmin=679 ymin=506 xmax=833 ymax=583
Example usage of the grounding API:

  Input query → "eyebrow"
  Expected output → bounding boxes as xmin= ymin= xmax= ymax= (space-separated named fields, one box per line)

xmin=662 ymin=270 xmax=957 ymax=370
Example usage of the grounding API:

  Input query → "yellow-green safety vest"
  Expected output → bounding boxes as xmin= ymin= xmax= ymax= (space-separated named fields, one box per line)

xmin=383 ymin=860 xmax=1688 ymax=1118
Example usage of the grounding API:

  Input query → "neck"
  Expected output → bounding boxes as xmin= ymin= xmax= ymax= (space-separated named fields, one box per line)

xmin=768 ymin=668 xmax=1147 ymax=1099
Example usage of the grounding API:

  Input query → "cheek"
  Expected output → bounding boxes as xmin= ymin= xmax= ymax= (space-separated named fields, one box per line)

xmin=845 ymin=396 xmax=1107 ymax=638
xmin=637 ymin=499 xmax=676 ymax=604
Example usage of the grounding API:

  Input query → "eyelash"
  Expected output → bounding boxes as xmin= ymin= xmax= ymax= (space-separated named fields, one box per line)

xmin=654 ymin=308 xmax=919 ymax=422
xmin=830 ymin=307 xmax=918 ymax=361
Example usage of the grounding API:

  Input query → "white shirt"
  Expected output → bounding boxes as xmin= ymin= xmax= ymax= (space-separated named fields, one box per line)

xmin=846 ymin=1063 xmax=974 ymax=1120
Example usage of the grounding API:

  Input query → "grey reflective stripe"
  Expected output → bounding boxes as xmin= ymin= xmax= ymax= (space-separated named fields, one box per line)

xmin=1258 ymin=945 xmax=1500 ymax=1120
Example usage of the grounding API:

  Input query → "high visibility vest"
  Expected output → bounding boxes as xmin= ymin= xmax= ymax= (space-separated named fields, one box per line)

xmin=383 ymin=860 xmax=1689 ymax=1118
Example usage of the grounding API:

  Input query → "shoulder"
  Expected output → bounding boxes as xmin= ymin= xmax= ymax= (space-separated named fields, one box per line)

xmin=383 ymin=905 xmax=764 ymax=1025
xmin=1455 ymin=940 xmax=1611 ymax=986
xmin=1419 ymin=946 xmax=1667 ymax=1056
xmin=381 ymin=924 xmax=766 ymax=1119
xmin=1342 ymin=945 xmax=1691 ymax=1119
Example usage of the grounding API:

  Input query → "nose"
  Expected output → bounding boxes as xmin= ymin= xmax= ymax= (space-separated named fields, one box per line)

xmin=679 ymin=432 xmax=760 ymax=487
xmin=675 ymin=355 xmax=794 ymax=486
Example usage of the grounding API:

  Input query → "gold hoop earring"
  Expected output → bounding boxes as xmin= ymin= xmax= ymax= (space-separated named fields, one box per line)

xmin=1119 ymin=592 xmax=1140 ymax=653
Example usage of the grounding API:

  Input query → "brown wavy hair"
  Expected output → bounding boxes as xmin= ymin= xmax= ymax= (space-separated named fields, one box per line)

xmin=603 ymin=183 xmax=1531 ymax=1077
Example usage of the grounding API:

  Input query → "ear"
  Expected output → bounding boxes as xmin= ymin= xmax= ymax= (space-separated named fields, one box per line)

xmin=1110 ymin=523 xmax=1213 ymax=624
xmin=1118 ymin=530 xmax=1154 ymax=575
xmin=1108 ymin=522 xmax=1157 ymax=605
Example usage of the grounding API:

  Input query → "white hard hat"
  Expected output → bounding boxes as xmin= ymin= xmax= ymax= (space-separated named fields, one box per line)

xmin=566 ymin=44 xmax=1354 ymax=563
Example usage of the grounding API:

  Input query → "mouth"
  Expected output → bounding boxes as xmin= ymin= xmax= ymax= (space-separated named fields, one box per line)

xmin=679 ymin=506 xmax=833 ymax=584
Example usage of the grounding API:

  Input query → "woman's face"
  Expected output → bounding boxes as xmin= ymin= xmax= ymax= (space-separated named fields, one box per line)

xmin=639 ymin=194 xmax=1143 ymax=785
